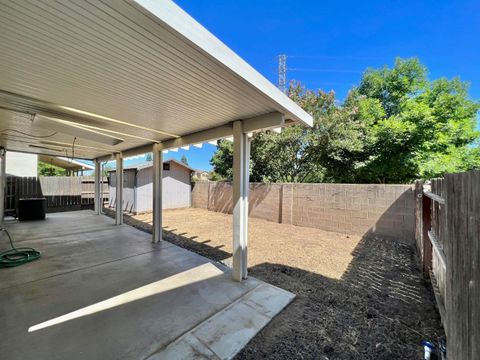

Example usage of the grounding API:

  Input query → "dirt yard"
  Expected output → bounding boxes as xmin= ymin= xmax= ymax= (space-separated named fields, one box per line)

xmin=112 ymin=208 xmax=444 ymax=359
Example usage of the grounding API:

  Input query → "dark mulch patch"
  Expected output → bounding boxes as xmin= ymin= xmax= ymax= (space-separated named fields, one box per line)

xmin=235 ymin=237 xmax=444 ymax=360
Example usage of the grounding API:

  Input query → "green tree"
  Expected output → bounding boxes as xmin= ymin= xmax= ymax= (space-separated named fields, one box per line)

xmin=353 ymin=58 xmax=479 ymax=182
xmin=250 ymin=86 xmax=349 ymax=182
xmin=145 ymin=153 xmax=153 ymax=162
xmin=210 ymin=140 xmax=233 ymax=180
xmin=210 ymin=85 xmax=366 ymax=182
xmin=357 ymin=58 xmax=427 ymax=117
xmin=210 ymin=58 xmax=479 ymax=183
xmin=38 ymin=162 xmax=66 ymax=176
xmin=102 ymin=164 xmax=113 ymax=177
xmin=180 ymin=154 xmax=189 ymax=166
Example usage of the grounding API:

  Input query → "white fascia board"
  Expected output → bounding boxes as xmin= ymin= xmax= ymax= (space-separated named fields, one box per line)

xmin=160 ymin=124 xmax=232 ymax=151
xmin=242 ymin=112 xmax=284 ymax=133
xmin=56 ymin=157 xmax=95 ymax=170
xmin=132 ymin=0 xmax=313 ymax=127
xmin=158 ymin=112 xmax=284 ymax=151
xmin=95 ymin=112 xmax=285 ymax=161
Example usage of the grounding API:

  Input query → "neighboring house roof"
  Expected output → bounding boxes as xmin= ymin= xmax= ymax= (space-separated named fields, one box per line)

xmin=193 ymin=170 xmax=210 ymax=179
xmin=165 ymin=159 xmax=195 ymax=172
xmin=39 ymin=155 xmax=94 ymax=171
xmin=109 ymin=159 xmax=194 ymax=173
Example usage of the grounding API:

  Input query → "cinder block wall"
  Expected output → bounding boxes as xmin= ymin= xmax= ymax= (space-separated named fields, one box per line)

xmin=191 ymin=182 xmax=415 ymax=241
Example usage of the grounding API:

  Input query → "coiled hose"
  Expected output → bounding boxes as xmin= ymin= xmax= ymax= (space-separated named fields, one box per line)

xmin=0 ymin=227 xmax=41 ymax=267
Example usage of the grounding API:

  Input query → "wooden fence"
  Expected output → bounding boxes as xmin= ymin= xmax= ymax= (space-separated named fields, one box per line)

xmin=415 ymin=170 xmax=479 ymax=359
xmin=5 ymin=176 xmax=108 ymax=214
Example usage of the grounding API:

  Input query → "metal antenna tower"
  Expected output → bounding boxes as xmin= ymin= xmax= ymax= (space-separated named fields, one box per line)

xmin=278 ymin=54 xmax=287 ymax=93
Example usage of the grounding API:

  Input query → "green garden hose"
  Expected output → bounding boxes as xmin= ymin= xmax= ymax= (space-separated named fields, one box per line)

xmin=0 ymin=227 xmax=41 ymax=267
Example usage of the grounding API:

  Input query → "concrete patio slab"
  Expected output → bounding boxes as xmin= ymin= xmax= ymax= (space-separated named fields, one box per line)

xmin=189 ymin=284 xmax=294 ymax=360
xmin=0 ymin=211 xmax=294 ymax=360
xmin=150 ymin=284 xmax=294 ymax=360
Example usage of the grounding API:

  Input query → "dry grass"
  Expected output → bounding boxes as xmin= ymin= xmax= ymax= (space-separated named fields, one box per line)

xmin=134 ymin=208 xmax=361 ymax=280
xmin=107 ymin=207 xmax=444 ymax=359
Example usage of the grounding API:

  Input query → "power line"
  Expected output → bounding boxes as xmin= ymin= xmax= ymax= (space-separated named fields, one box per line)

xmin=277 ymin=53 xmax=367 ymax=89
xmin=288 ymin=55 xmax=395 ymax=60
xmin=277 ymin=53 xmax=371 ymax=92
xmin=302 ymin=81 xmax=357 ymax=86
xmin=288 ymin=68 xmax=362 ymax=73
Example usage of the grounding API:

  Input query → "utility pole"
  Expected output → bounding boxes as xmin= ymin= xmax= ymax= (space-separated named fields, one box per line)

xmin=278 ymin=54 xmax=287 ymax=93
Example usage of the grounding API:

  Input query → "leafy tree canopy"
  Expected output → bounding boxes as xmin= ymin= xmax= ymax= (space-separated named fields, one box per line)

xmin=102 ymin=164 xmax=113 ymax=177
xmin=38 ymin=162 xmax=66 ymax=176
xmin=210 ymin=139 xmax=234 ymax=180
xmin=210 ymin=58 xmax=479 ymax=183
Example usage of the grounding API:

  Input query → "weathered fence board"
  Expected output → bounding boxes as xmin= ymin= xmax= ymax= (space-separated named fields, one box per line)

xmin=416 ymin=170 xmax=479 ymax=360
xmin=5 ymin=176 xmax=108 ymax=214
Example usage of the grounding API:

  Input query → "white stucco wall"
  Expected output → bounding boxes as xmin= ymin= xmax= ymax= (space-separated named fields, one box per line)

xmin=6 ymin=152 xmax=38 ymax=177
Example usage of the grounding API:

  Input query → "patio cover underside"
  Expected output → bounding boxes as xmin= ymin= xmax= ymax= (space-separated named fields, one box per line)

xmin=0 ymin=0 xmax=312 ymax=160
xmin=0 ymin=211 xmax=294 ymax=360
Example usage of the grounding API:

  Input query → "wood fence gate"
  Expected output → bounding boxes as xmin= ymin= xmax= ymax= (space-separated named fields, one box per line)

xmin=415 ymin=170 xmax=479 ymax=360
xmin=5 ymin=176 xmax=108 ymax=215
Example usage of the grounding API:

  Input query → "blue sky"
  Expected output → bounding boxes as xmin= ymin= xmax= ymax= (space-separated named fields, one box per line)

xmin=120 ymin=0 xmax=480 ymax=171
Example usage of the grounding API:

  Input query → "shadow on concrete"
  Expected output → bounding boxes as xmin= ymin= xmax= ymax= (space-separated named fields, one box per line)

xmin=102 ymin=208 xmax=232 ymax=262
xmin=162 ymin=230 xmax=231 ymax=262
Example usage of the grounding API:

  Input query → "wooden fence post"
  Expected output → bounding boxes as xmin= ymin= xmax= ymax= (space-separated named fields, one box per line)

xmin=422 ymin=192 xmax=432 ymax=277
xmin=414 ymin=180 xmax=424 ymax=265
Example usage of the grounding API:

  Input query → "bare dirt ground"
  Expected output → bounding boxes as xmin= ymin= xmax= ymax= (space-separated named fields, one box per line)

xmin=107 ymin=207 xmax=444 ymax=359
